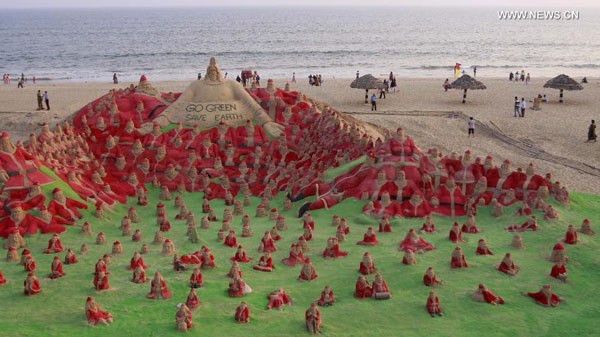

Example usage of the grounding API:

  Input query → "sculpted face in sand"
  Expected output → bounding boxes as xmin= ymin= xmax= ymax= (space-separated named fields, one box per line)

xmin=152 ymin=57 xmax=283 ymax=137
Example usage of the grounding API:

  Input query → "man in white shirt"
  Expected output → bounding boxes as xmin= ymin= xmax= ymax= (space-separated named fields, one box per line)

xmin=520 ymin=98 xmax=526 ymax=117
xmin=468 ymin=117 xmax=475 ymax=137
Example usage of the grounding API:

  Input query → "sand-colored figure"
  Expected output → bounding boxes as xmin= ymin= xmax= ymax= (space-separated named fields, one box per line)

xmin=4 ymin=228 xmax=26 ymax=249
xmin=96 ymin=232 xmax=106 ymax=245
xmin=151 ymin=58 xmax=283 ymax=137
xmin=161 ymin=239 xmax=175 ymax=256
xmin=579 ymin=218 xmax=595 ymax=235
xmin=147 ymin=271 xmax=172 ymax=299
xmin=472 ymin=284 xmax=504 ymax=305
xmin=7 ymin=246 xmax=18 ymax=261
xmin=305 ymin=303 xmax=322 ymax=334
xmin=85 ymin=297 xmax=113 ymax=326
xmin=175 ymin=303 xmax=193 ymax=332
xmin=152 ymin=231 xmax=164 ymax=245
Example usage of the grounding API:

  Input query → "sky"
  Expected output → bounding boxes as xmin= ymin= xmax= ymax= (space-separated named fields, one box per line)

xmin=1 ymin=0 xmax=598 ymax=8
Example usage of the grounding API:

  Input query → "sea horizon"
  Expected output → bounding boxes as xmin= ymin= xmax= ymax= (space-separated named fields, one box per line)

xmin=1 ymin=6 xmax=599 ymax=82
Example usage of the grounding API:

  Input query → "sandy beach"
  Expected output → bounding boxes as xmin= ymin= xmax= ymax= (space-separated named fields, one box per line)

xmin=0 ymin=76 xmax=598 ymax=194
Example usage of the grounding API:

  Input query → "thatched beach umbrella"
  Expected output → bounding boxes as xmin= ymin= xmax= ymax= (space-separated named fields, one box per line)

xmin=351 ymin=74 xmax=385 ymax=104
xmin=448 ymin=74 xmax=486 ymax=104
xmin=543 ymin=74 xmax=583 ymax=103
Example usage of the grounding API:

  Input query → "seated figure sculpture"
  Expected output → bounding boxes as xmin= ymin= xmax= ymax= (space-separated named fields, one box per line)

xmin=523 ymin=284 xmax=564 ymax=307
xmin=298 ymin=258 xmax=318 ymax=281
xmin=371 ymin=273 xmax=391 ymax=300
xmin=305 ymin=303 xmax=322 ymax=334
xmin=472 ymin=284 xmax=504 ymax=305
xmin=146 ymin=271 xmax=172 ymax=299
xmin=426 ymin=291 xmax=443 ymax=317
xmin=317 ymin=285 xmax=335 ymax=306
xmin=497 ymin=253 xmax=519 ymax=276
xmin=85 ymin=297 xmax=114 ymax=326
xmin=398 ymin=228 xmax=434 ymax=253
xmin=267 ymin=288 xmax=291 ymax=310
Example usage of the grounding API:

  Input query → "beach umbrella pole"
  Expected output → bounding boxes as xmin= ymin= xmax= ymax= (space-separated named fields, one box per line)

xmin=560 ymin=89 xmax=563 ymax=103
xmin=462 ymin=89 xmax=467 ymax=104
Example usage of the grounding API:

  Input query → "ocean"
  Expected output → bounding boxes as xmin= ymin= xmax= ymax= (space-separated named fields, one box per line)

xmin=1 ymin=7 xmax=599 ymax=82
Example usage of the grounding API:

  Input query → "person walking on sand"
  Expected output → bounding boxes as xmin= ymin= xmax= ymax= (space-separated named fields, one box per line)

xmin=292 ymin=72 xmax=296 ymax=83
xmin=379 ymin=86 xmax=386 ymax=99
xmin=113 ymin=73 xmax=118 ymax=84
xmin=371 ymin=94 xmax=377 ymax=111
xmin=520 ymin=70 xmax=525 ymax=81
xmin=390 ymin=77 xmax=397 ymax=93
xmin=37 ymin=90 xmax=43 ymax=110
xmin=525 ymin=73 xmax=530 ymax=85
xmin=17 ymin=78 xmax=24 ymax=88
xmin=509 ymin=72 xmax=514 ymax=81
xmin=356 ymin=70 xmax=360 ymax=79
xmin=468 ymin=117 xmax=475 ymax=137
xmin=44 ymin=91 xmax=50 ymax=110
xmin=473 ymin=67 xmax=477 ymax=77
xmin=520 ymin=98 xmax=526 ymax=117
xmin=443 ymin=79 xmax=450 ymax=92
xmin=514 ymin=97 xmax=520 ymax=117
xmin=587 ymin=120 xmax=597 ymax=142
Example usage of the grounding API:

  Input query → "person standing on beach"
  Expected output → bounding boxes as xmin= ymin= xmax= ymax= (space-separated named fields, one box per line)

xmin=113 ymin=73 xmax=118 ymax=84
xmin=509 ymin=72 xmax=514 ymax=81
xmin=255 ymin=73 xmax=261 ymax=87
xmin=390 ymin=77 xmax=397 ymax=93
xmin=525 ymin=73 xmax=530 ymax=85
xmin=197 ymin=73 xmax=202 ymax=80
xmin=468 ymin=117 xmax=475 ymax=137
xmin=292 ymin=72 xmax=296 ymax=83
xmin=379 ymin=86 xmax=386 ymax=99
xmin=36 ymin=90 xmax=43 ymax=110
xmin=520 ymin=98 xmax=526 ymax=117
xmin=520 ymin=70 xmax=525 ymax=81
xmin=473 ymin=67 xmax=477 ymax=77
xmin=514 ymin=97 xmax=520 ymax=117
xmin=44 ymin=91 xmax=50 ymax=110
xmin=371 ymin=94 xmax=377 ymax=111
xmin=17 ymin=78 xmax=24 ymax=88
xmin=236 ymin=75 xmax=241 ymax=83
xmin=356 ymin=70 xmax=360 ymax=79
xmin=32 ymin=76 xmax=36 ymax=84
xmin=443 ymin=79 xmax=450 ymax=92
xmin=389 ymin=72 xmax=394 ymax=82
xmin=587 ymin=120 xmax=597 ymax=142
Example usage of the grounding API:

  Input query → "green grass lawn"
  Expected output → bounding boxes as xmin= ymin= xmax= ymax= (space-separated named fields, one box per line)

xmin=1 ymin=176 xmax=599 ymax=337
